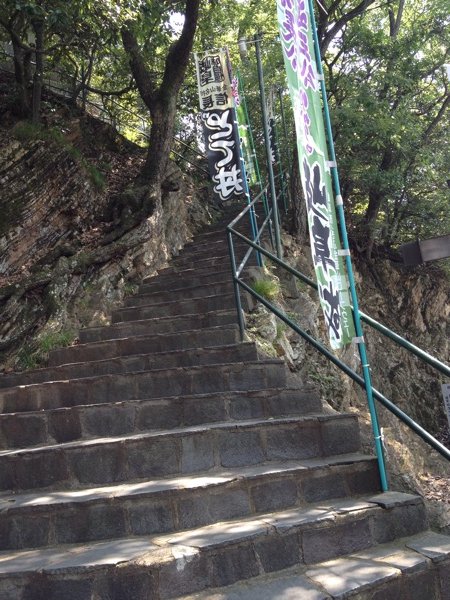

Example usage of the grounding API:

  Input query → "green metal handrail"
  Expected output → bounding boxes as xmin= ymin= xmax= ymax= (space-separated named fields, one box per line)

xmin=226 ymin=196 xmax=450 ymax=464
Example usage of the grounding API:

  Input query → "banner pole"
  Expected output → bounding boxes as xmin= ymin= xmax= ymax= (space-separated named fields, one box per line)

xmin=255 ymin=34 xmax=283 ymax=258
xmin=225 ymin=50 xmax=262 ymax=267
xmin=277 ymin=85 xmax=292 ymax=180
xmin=307 ymin=0 xmax=388 ymax=492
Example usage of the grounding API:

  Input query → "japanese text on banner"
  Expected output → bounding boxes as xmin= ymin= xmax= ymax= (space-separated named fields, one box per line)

xmin=276 ymin=0 xmax=355 ymax=348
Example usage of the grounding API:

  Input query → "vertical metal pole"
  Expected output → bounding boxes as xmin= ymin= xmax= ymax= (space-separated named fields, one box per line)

xmin=307 ymin=0 xmax=388 ymax=492
xmin=225 ymin=49 xmax=262 ymax=266
xmin=255 ymin=34 xmax=283 ymax=258
xmin=238 ymin=72 xmax=275 ymax=249
xmin=227 ymin=229 xmax=245 ymax=340
xmin=277 ymin=85 xmax=292 ymax=181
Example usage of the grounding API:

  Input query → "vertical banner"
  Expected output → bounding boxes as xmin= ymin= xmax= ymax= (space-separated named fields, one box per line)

xmin=277 ymin=0 xmax=355 ymax=349
xmin=194 ymin=51 xmax=244 ymax=203
xmin=232 ymin=75 xmax=258 ymax=186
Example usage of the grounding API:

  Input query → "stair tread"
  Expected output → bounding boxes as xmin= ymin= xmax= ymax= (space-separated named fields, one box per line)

xmin=0 ymin=494 xmax=433 ymax=578
xmin=0 ymin=342 xmax=256 ymax=387
xmin=0 ymin=453 xmax=375 ymax=510
xmin=115 ymin=291 xmax=238 ymax=315
xmin=177 ymin=532 xmax=450 ymax=599
xmin=0 ymin=359 xmax=284 ymax=392
xmin=81 ymin=308 xmax=236 ymax=332
xmin=0 ymin=385 xmax=316 ymax=417
xmin=0 ymin=413 xmax=351 ymax=456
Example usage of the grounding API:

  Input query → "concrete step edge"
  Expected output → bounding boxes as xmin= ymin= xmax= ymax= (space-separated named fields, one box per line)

xmin=0 ymin=495 xmax=435 ymax=591
xmin=0 ymin=359 xmax=283 ymax=394
xmin=0 ymin=412 xmax=353 ymax=458
xmin=1 ymin=343 xmax=257 ymax=390
xmin=177 ymin=530 xmax=450 ymax=600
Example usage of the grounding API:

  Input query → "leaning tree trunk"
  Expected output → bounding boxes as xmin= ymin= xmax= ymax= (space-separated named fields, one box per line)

xmin=31 ymin=18 xmax=45 ymax=124
xmin=11 ymin=39 xmax=32 ymax=118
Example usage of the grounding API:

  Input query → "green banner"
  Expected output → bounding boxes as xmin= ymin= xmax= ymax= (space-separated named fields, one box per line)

xmin=277 ymin=0 xmax=355 ymax=349
xmin=232 ymin=75 xmax=258 ymax=187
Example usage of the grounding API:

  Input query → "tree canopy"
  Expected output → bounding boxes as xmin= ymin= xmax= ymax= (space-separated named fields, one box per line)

xmin=0 ymin=0 xmax=448 ymax=254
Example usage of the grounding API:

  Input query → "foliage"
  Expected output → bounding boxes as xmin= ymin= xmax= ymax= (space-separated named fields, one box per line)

xmin=0 ymin=0 xmax=448 ymax=252
xmin=250 ymin=278 xmax=280 ymax=301
xmin=16 ymin=329 xmax=76 ymax=370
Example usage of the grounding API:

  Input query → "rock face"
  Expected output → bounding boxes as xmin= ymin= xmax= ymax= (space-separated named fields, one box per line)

xmin=244 ymin=232 xmax=450 ymax=533
xmin=0 ymin=117 xmax=214 ymax=370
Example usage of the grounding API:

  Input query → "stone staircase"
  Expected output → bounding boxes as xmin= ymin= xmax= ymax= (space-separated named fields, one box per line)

xmin=0 ymin=210 xmax=449 ymax=600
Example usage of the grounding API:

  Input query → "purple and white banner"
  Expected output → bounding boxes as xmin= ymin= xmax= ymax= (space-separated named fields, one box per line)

xmin=195 ymin=51 xmax=244 ymax=203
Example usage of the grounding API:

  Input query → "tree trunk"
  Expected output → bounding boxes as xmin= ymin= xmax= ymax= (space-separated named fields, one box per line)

xmin=11 ymin=39 xmax=32 ymax=118
xmin=31 ymin=19 xmax=45 ymax=124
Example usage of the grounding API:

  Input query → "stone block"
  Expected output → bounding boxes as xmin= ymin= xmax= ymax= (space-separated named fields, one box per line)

xmin=265 ymin=423 xmax=321 ymax=461
xmin=254 ymin=531 xmax=301 ymax=573
xmin=219 ymin=429 xmax=264 ymax=468
xmin=303 ymin=517 xmax=372 ymax=564
xmin=210 ymin=544 xmax=260 ymax=588
xmin=136 ymin=399 xmax=183 ymax=431
xmin=128 ymin=500 xmax=174 ymax=536
xmin=250 ymin=477 xmax=299 ymax=513
xmin=15 ymin=449 xmax=69 ymax=491
xmin=80 ymin=404 xmax=135 ymax=438
xmin=48 ymin=408 xmax=82 ymax=444
xmin=158 ymin=551 xmax=209 ymax=600
xmin=301 ymin=470 xmax=347 ymax=503
xmin=3 ymin=513 xmax=51 ymax=550
xmin=126 ymin=437 xmax=180 ymax=478
xmin=22 ymin=574 xmax=94 ymax=600
xmin=1 ymin=414 xmax=48 ymax=449
xmin=181 ymin=433 xmax=215 ymax=473
xmin=320 ymin=416 xmax=361 ymax=456
xmin=68 ymin=444 xmax=123 ymax=486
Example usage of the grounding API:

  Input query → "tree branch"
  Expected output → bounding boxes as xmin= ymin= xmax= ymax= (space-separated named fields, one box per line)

xmin=121 ymin=24 xmax=156 ymax=110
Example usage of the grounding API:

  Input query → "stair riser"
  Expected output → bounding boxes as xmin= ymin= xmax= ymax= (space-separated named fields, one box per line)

xmin=0 ymin=361 xmax=286 ymax=414
xmin=0 ymin=416 xmax=359 ymax=492
xmin=0 ymin=503 xmax=430 ymax=600
xmin=140 ymin=270 xmax=231 ymax=294
xmin=48 ymin=327 xmax=239 ymax=367
xmin=111 ymin=294 xmax=249 ymax=324
xmin=79 ymin=311 xmax=237 ymax=343
xmin=156 ymin=503 xmax=429 ymax=599
xmin=171 ymin=253 xmax=257 ymax=270
xmin=125 ymin=281 xmax=235 ymax=307
xmin=0 ymin=344 xmax=256 ymax=391
xmin=171 ymin=248 xmax=249 ymax=268
xmin=0 ymin=388 xmax=322 ymax=448
xmin=0 ymin=461 xmax=379 ymax=551
xmin=172 ymin=242 xmax=247 ymax=262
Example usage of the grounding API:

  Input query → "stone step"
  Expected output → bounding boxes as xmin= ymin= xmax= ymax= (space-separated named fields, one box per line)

xmin=161 ymin=252 xmax=257 ymax=273
xmin=125 ymin=280 xmax=236 ymax=307
xmin=79 ymin=309 xmax=238 ymax=343
xmin=140 ymin=269 xmax=232 ymax=294
xmin=178 ymin=530 xmax=450 ymax=600
xmin=0 ymin=386 xmax=322 ymax=449
xmin=0 ymin=413 xmax=361 ymax=492
xmin=0 ymin=359 xmax=286 ymax=414
xmin=111 ymin=292 xmax=250 ymax=324
xmin=0 ymin=494 xmax=438 ymax=600
xmin=173 ymin=241 xmax=247 ymax=261
xmin=157 ymin=252 xmax=257 ymax=275
xmin=171 ymin=247 xmax=240 ymax=268
xmin=0 ymin=343 xmax=258 ymax=391
xmin=0 ymin=455 xmax=379 ymax=552
xmin=48 ymin=325 xmax=240 ymax=367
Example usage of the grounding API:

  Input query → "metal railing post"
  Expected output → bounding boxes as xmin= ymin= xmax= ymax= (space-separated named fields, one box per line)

xmin=307 ymin=0 xmax=388 ymax=492
xmin=254 ymin=34 xmax=283 ymax=258
xmin=227 ymin=228 xmax=245 ymax=340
